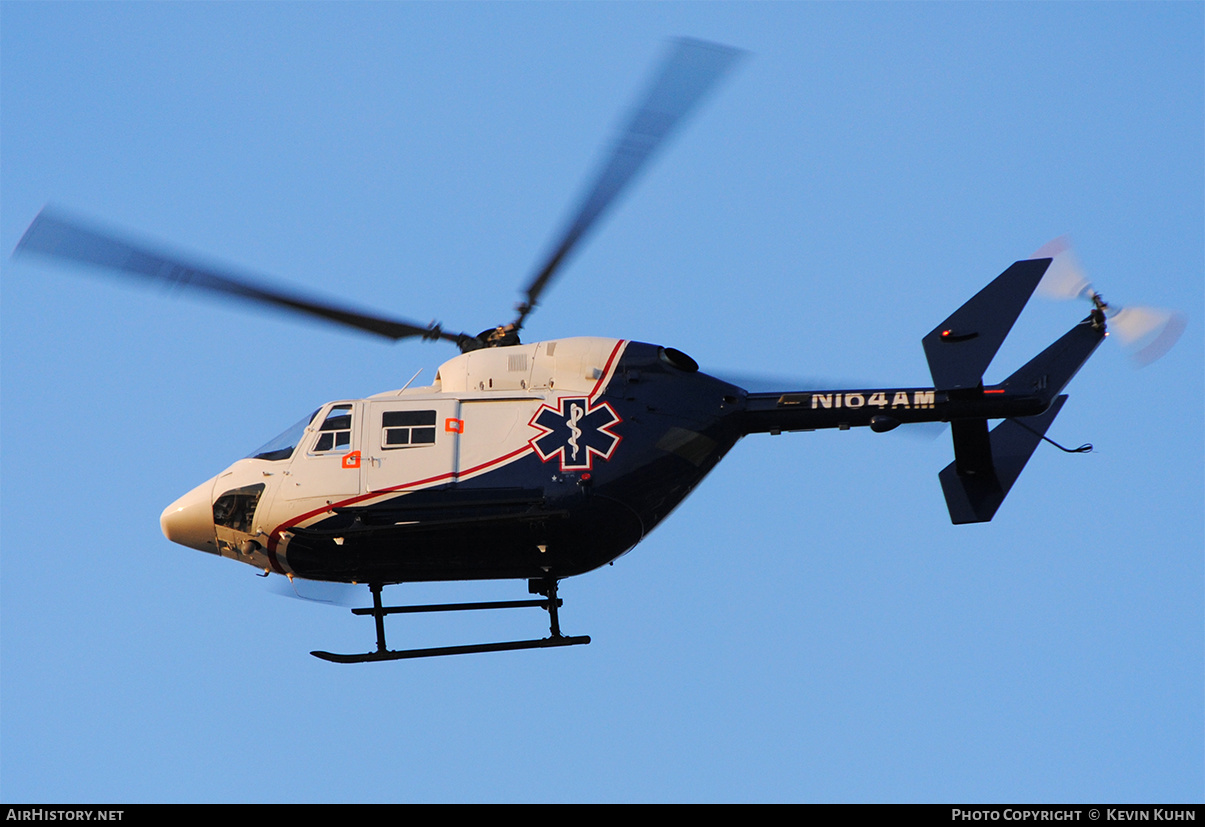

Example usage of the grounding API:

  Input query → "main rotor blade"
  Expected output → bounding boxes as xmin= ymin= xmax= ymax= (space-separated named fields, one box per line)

xmin=514 ymin=38 xmax=745 ymax=330
xmin=15 ymin=208 xmax=468 ymax=345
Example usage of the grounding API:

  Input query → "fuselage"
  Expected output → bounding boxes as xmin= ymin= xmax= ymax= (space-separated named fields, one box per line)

xmin=161 ymin=337 xmax=748 ymax=584
xmin=160 ymin=312 xmax=1085 ymax=582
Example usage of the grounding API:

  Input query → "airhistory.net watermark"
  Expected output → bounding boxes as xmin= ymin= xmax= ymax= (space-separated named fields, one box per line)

xmin=5 ymin=811 xmax=123 ymax=821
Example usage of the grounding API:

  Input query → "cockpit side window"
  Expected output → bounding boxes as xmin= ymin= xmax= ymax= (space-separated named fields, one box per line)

xmin=311 ymin=404 xmax=353 ymax=454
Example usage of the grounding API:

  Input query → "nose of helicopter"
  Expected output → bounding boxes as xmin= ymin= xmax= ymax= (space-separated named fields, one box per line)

xmin=160 ymin=478 xmax=217 ymax=552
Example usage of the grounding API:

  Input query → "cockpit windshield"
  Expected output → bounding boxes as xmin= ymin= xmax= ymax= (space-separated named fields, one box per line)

xmin=247 ymin=409 xmax=320 ymax=461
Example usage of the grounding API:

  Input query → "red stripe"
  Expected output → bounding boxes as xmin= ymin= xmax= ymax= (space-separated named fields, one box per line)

xmin=590 ymin=340 xmax=626 ymax=402
xmin=265 ymin=443 xmax=534 ymax=561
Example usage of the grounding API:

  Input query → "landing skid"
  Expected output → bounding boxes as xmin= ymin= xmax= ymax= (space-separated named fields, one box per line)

xmin=310 ymin=579 xmax=590 ymax=663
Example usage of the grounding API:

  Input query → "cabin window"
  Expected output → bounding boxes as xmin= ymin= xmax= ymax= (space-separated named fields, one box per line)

xmin=311 ymin=404 xmax=353 ymax=454
xmin=381 ymin=410 xmax=437 ymax=449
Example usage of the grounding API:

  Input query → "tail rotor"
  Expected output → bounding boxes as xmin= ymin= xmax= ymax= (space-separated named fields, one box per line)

xmin=1033 ymin=236 xmax=1186 ymax=366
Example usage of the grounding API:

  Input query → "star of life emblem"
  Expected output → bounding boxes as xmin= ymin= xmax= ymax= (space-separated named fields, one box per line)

xmin=528 ymin=396 xmax=622 ymax=472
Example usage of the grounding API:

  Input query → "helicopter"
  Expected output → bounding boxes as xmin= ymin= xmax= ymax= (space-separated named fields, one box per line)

xmin=13 ymin=39 xmax=1185 ymax=663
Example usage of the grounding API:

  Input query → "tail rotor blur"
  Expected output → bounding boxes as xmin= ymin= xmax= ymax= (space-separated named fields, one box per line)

xmin=1033 ymin=236 xmax=1186 ymax=366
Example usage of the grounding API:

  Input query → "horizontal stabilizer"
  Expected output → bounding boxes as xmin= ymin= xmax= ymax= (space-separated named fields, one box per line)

xmin=939 ymin=395 xmax=1068 ymax=524
xmin=924 ymin=258 xmax=1051 ymax=390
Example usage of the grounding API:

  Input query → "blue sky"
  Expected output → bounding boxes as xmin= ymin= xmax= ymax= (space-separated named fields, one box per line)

xmin=2 ymin=2 xmax=1201 ymax=803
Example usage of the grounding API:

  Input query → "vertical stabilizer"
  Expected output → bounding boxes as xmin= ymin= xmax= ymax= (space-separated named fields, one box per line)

xmin=938 ymin=396 xmax=1068 ymax=524
xmin=923 ymin=259 xmax=1051 ymax=390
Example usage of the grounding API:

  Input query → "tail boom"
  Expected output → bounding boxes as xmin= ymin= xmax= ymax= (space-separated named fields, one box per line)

xmin=739 ymin=385 xmax=1048 ymax=435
